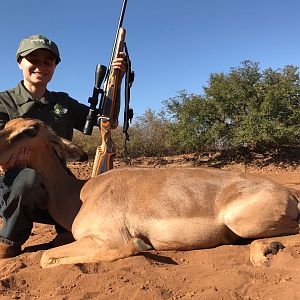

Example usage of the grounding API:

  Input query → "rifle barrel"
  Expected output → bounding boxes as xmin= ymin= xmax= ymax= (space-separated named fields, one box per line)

xmin=118 ymin=0 xmax=127 ymax=29
xmin=109 ymin=0 xmax=128 ymax=67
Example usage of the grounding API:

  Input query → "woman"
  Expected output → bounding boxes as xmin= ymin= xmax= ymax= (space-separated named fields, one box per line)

xmin=0 ymin=34 xmax=126 ymax=258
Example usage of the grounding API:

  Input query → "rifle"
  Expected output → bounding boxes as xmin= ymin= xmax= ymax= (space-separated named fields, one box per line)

xmin=83 ymin=0 xmax=134 ymax=177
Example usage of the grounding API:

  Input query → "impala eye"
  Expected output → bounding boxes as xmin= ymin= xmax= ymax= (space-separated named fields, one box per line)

xmin=24 ymin=126 xmax=39 ymax=137
xmin=10 ymin=125 xmax=39 ymax=142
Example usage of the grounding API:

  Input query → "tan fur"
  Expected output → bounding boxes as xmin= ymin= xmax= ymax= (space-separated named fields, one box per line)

xmin=0 ymin=118 xmax=299 ymax=268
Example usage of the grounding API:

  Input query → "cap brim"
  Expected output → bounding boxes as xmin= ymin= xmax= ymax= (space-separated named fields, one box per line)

xmin=17 ymin=47 xmax=61 ymax=63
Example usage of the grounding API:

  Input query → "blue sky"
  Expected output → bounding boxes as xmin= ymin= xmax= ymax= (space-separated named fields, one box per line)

xmin=1 ymin=0 xmax=300 ymax=118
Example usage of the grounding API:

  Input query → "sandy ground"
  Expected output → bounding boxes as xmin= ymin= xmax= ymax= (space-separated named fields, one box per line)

xmin=0 ymin=159 xmax=300 ymax=300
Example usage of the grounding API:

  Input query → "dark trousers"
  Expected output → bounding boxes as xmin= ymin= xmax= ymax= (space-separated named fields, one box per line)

xmin=0 ymin=168 xmax=59 ymax=246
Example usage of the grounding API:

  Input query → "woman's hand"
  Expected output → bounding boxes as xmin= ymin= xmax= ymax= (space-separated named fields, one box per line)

xmin=0 ymin=147 xmax=31 ymax=172
xmin=111 ymin=52 xmax=127 ymax=77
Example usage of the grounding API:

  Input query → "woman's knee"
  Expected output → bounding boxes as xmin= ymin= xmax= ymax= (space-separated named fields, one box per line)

xmin=0 ymin=168 xmax=47 ymax=212
xmin=5 ymin=168 xmax=42 ymax=191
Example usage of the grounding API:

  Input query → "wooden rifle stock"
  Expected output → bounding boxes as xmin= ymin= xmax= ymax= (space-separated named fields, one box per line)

xmin=83 ymin=0 xmax=132 ymax=177
xmin=91 ymin=28 xmax=126 ymax=177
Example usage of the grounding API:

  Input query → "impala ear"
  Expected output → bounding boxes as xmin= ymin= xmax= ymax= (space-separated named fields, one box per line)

xmin=49 ymin=133 xmax=88 ymax=162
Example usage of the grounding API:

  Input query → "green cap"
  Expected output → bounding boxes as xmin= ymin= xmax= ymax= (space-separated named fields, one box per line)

xmin=16 ymin=34 xmax=61 ymax=64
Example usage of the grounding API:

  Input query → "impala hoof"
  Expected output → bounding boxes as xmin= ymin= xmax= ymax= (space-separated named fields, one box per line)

xmin=133 ymin=238 xmax=152 ymax=252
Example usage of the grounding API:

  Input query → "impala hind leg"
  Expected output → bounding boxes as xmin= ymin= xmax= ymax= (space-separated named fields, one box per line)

xmin=40 ymin=236 xmax=152 ymax=269
xmin=250 ymin=233 xmax=300 ymax=267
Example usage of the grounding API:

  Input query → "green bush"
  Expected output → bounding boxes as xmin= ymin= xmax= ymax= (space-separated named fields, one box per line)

xmin=73 ymin=61 xmax=300 ymax=158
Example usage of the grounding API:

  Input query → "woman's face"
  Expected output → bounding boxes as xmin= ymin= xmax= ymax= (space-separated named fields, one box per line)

xmin=18 ymin=49 xmax=57 ymax=88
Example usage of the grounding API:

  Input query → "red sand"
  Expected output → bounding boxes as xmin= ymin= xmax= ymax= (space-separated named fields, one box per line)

xmin=0 ymin=161 xmax=299 ymax=300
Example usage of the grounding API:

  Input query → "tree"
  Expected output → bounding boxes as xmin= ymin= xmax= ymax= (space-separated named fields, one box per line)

xmin=124 ymin=109 xmax=171 ymax=157
xmin=164 ymin=61 xmax=300 ymax=152
xmin=164 ymin=91 xmax=222 ymax=152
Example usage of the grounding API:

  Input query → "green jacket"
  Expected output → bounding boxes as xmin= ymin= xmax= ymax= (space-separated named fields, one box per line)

xmin=0 ymin=81 xmax=89 ymax=140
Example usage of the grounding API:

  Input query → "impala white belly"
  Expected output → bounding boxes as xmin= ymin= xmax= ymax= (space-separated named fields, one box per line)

xmin=131 ymin=217 xmax=236 ymax=250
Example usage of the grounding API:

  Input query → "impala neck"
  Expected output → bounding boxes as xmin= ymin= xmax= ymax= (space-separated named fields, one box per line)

xmin=29 ymin=150 xmax=86 ymax=231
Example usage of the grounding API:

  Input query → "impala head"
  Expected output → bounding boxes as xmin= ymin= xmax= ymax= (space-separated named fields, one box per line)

xmin=0 ymin=118 xmax=88 ymax=166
